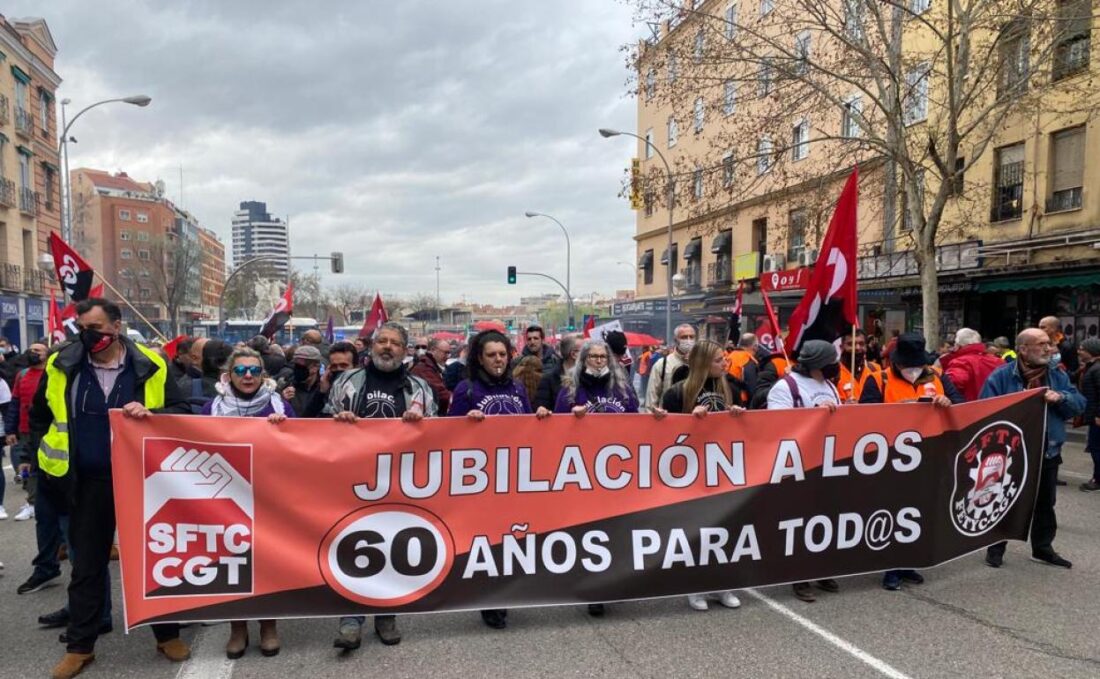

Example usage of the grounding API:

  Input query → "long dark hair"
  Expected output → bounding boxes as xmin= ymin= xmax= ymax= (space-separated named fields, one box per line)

xmin=466 ymin=330 xmax=516 ymax=384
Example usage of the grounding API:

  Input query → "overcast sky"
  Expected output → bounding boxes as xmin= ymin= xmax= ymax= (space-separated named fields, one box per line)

xmin=15 ymin=0 xmax=640 ymax=305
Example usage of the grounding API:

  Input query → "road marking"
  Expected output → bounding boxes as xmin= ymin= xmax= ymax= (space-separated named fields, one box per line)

xmin=746 ymin=588 xmax=913 ymax=679
xmin=175 ymin=625 xmax=234 ymax=679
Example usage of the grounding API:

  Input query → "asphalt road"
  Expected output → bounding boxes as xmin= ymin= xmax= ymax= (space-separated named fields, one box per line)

xmin=2 ymin=437 xmax=1099 ymax=679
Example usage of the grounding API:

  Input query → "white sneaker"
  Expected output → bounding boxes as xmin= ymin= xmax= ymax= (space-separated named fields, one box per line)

xmin=718 ymin=591 xmax=741 ymax=609
xmin=687 ymin=594 xmax=709 ymax=611
xmin=13 ymin=504 xmax=33 ymax=521
xmin=0 ymin=506 xmax=8 ymax=520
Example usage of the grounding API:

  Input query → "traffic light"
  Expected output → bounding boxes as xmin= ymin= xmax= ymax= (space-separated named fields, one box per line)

xmin=331 ymin=251 xmax=344 ymax=274
xmin=507 ymin=266 xmax=517 ymax=284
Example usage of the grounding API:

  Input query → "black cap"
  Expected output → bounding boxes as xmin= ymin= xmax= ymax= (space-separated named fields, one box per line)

xmin=604 ymin=330 xmax=628 ymax=357
xmin=891 ymin=332 xmax=933 ymax=368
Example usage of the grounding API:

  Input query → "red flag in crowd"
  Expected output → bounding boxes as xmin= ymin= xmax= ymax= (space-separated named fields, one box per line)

xmin=48 ymin=292 xmax=68 ymax=345
xmin=162 ymin=335 xmax=186 ymax=361
xmin=48 ymin=233 xmax=96 ymax=302
xmin=359 ymin=292 xmax=389 ymax=338
xmin=259 ymin=284 xmax=294 ymax=339
xmin=757 ymin=288 xmax=785 ymax=355
xmin=785 ymin=167 xmax=860 ymax=353
xmin=582 ymin=315 xmax=596 ymax=338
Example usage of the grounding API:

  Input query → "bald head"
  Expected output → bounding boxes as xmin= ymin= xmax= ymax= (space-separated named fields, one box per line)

xmin=1016 ymin=328 xmax=1054 ymax=367
xmin=1038 ymin=316 xmax=1061 ymax=342
xmin=302 ymin=329 xmax=323 ymax=346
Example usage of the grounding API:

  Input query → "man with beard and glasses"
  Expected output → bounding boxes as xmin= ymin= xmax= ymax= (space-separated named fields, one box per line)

xmin=450 ymin=329 xmax=551 ymax=630
xmin=328 ymin=323 xmax=436 ymax=652
xmin=982 ymin=328 xmax=1084 ymax=570
xmin=835 ymin=329 xmax=881 ymax=403
xmin=30 ymin=299 xmax=190 ymax=679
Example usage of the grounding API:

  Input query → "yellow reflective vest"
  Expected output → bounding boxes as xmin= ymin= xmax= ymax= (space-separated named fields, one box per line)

xmin=37 ymin=342 xmax=168 ymax=478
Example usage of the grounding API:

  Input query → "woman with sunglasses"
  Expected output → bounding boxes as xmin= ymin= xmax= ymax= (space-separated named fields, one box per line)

xmin=201 ymin=348 xmax=294 ymax=658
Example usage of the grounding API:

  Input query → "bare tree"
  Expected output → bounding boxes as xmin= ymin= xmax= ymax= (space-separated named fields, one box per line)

xmin=137 ymin=233 xmax=204 ymax=335
xmin=629 ymin=0 xmax=1098 ymax=344
xmin=328 ymin=282 xmax=372 ymax=324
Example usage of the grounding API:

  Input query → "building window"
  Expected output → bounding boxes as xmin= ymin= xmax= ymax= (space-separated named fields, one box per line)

xmin=791 ymin=119 xmax=809 ymax=160
xmin=137 ymin=231 xmax=150 ymax=241
xmin=757 ymin=136 xmax=774 ymax=175
xmin=787 ymin=209 xmax=807 ymax=262
xmin=723 ymin=79 xmax=737 ymax=116
xmin=119 ymin=268 xmax=131 ymax=278
xmin=140 ymin=288 xmax=151 ymax=299
xmin=138 ymin=249 xmax=151 ymax=260
xmin=120 ymin=230 xmax=131 ymax=241
xmin=903 ymin=62 xmax=930 ymax=125
xmin=841 ymin=95 xmax=862 ymax=138
xmin=121 ymin=248 xmax=133 ymax=259
xmin=119 ymin=209 xmax=131 ymax=221
xmin=43 ymin=165 xmax=56 ymax=209
xmin=948 ymin=156 xmax=966 ymax=196
xmin=644 ymin=190 xmax=656 ymax=217
xmin=667 ymin=117 xmax=679 ymax=147
xmin=644 ymin=128 xmax=654 ymax=159
xmin=723 ymin=152 xmax=735 ymax=187
xmin=909 ymin=0 xmax=931 ymax=15
xmin=992 ymin=143 xmax=1025 ymax=221
xmin=694 ymin=27 xmax=706 ymax=63
xmin=38 ymin=89 xmax=51 ymax=135
xmin=136 ymin=212 xmax=149 ymax=223
xmin=758 ymin=58 xmax=774 ymax=97
xmin=693 ymin=97 xmax=705 ymax=133
xmin=794 ymin=31 xmax=811 ymax=74
xmin=645 ymin=67 xmax=656 ymax=100
xmin=998 ymin=20 xmax=1030 ymax=99
xmin=667 ymin=50 xmax=678 ymax=83
xmin=693 ymin=166 xmax=704 ymax=200
xmin=1048 ymin=126 xmax=1085 ymax=212
xmin=642 ymin=249 xmax=654 ymax=285
xmin=140 ymin=269 xmax=151 ymax=278
xmin=902 ymin=170 xmax=924 ymax=231
xmin=761 ymin=0 xmax=774 ymax=16
xmin=724 ymin=4 xmax=738 ymax=40
xmin=1054 ymin=0 xmax=1090 ymax=81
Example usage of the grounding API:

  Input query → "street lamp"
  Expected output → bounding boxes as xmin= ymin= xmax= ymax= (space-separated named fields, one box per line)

xmin=524 ymin=211 xmax=573 ymax=328
xmin=600 ymin=128 xmax=676 ymax=344
xmin=58 ymin=95 xmax=152 ymax=242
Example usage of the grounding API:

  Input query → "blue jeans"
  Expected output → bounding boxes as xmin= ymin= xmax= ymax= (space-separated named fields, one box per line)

xmin=34 ymin=473 xmax=111 ymax=624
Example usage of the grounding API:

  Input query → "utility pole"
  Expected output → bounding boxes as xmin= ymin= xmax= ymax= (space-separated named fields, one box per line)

xmin=435 ymin=256 xmax=441 ymax=323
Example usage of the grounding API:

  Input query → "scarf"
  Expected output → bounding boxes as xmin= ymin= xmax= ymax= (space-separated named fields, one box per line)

xmin=209 ymin=377 xmax=282 ymax=417
xmin=1018 ymin=361 xmax=1049 ymax=390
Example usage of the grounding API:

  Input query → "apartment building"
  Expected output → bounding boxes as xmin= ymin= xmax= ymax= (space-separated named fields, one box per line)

xmin=232 ymin=201 xmax=290 ymax=279
xmin=619 ymin=0 xmax=1100 ymax=344
xmin=0 ymin=16 xmax=61 ymax=346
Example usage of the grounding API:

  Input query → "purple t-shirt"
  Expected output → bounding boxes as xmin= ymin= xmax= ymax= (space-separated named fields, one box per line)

xmin=448 ymin=379 xmax=532 ymax=416
xmin=553 ymin=383 xmax=639 ymax=414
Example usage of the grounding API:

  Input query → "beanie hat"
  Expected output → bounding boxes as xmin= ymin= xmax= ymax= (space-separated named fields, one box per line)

xmin=797 ymin=340 xmax=838 ymax=370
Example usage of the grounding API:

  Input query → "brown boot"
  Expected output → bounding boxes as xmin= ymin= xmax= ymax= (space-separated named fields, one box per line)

xmin=156 ymin=637 xmax=191 ymax=662
xmin=258 ymin=620 xmax=279 ymax=657
xmin=226 ymin=621 xmax=249 ymax=659
xmin=51 ymin=652 xmax=94 ymax=679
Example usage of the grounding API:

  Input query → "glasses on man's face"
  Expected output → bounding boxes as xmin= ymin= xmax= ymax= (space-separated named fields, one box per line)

xmin=232 ymin=365 xmax=263 ymax=377
xmin=416 ymin=345 xmax=428 ymax=350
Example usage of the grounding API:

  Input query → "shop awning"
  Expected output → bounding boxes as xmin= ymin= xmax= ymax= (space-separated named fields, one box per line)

xmin=638 ymin=250 xmax=654 ymax=269
xmin=711 ymin=230 xmax=732 ymax=254
xmin=978 ymin=271 xmax=1100 ymax=293
xmin=683 ymin=237 xmax=702 ymax=260
xmin=660 ymin=243 xmax=678 ymax=265
xmin=16 ymin=145 xmax=33 ymax=157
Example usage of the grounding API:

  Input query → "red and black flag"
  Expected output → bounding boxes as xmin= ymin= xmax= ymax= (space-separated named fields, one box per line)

xmin=48 ymin=232 xmax=96 ymax=302
xmin=359 ymin=292 xmax=389 ymax=339
xmin=757 ymin=288 xmax=784 ymax=355
xmin=785 ymin=167 xmax=859 ymax=353
xmin=48 ymin=292 xmax=69 ymax=346
xmin=259 ymin=284 xmax=294 ymax=339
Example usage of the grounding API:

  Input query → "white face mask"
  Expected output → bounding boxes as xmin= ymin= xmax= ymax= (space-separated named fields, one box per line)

xmin=677 ymin=339 xmax=696 ymax=355
xmin=585 ymin=365 xmax=611 ymax=378
xmin=901 ymin=367 xmax=924 ymax=383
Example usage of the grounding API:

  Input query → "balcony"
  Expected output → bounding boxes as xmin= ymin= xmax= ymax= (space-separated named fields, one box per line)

xmin=678 ymin=264 xmax=703 ymax=292
xmin=0 ymin=263 xmax=21 ymax=292
xmin=0 ymin=94 xmax=8 ymax=126
xmin=0 ymin=178 xmax=14 ymax=208
xmin=14 ymin=107 xmax=32 ymax=138
xmin=18 ymin=187 xmax=37 ymax=216
xmin=23 ymin=268 xmax=46 ymax=294
xmin=707 ymin=259 xmax=732 ymax=287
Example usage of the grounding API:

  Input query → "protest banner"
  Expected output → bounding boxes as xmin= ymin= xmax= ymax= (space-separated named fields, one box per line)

xmin=111 ymin=390 xmax=1045 ymax=628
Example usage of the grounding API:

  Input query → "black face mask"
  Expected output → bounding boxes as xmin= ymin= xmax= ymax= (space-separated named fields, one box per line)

xmin=840 ymin=351 xmax=866 ymax=366
xmin=293 ymin=364 xmax=311 ymax=384
xmin=327 ymin=369 xmax=345 ymax=384
xmin=80 ymin=328 xmax=116 ymax=355
xmin=27 ymin=353 xmax=42 ymax=366
xmin=820 ymin=363 xmax=841 ymax=380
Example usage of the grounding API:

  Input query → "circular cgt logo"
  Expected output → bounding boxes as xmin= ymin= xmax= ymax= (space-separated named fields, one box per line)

xmin=318 ymin=504 xmax=454 ymax=607
xmin=949 ymin=421 xmax=1027 ymax=537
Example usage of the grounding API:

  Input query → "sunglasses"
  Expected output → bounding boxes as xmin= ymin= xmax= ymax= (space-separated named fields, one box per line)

xmin=416 ymin=345 xmax=428 ymax=350
xmin=232 ymin=365 xmax=263 ymax=377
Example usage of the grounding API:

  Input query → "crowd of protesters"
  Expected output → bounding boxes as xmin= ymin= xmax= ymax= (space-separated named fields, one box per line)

xmin=0 ymin=298 xmax=1093 ymax=678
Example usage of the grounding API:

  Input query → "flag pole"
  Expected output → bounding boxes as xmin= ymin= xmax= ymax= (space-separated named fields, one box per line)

xmin=849 ymin=323 xmax=858 ymax=403
xmin=91 ymin=272 xmax=170 ymax=343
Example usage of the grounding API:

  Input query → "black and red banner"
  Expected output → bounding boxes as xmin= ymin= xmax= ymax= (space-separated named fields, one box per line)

xmin=48 ymin=232 xmax=96 ymax=302
xmin=110 ymin=390 xmax=1046 ymax=628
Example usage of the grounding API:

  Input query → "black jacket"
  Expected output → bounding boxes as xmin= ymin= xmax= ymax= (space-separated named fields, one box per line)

xmin=1080 ymin=359 xmax=1100 ymax=421
xmin=750 ymin=356 xmax=785 ymax=410
xmin=1059 ymin=337 xmax=1080 ymax=376
xmin=443 ymin=360 xmax=466 ymax=392
xmin=28 ymin=337 xmax=188 ymax=475
xmin=535 ymin=361 xmax=570 ymax=411
xmin=858 ymin=367 xmax=965 ymax=405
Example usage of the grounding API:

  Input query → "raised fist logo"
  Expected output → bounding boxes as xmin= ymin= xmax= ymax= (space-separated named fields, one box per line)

xmin=144 ymin=447 xmax=253 ymax=522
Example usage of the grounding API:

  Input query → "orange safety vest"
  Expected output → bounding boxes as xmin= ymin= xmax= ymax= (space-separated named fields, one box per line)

xmin=771 ymin=356 xmax=791 ymax=376
xmin=837 ymin=361 xmax=882 ymax=401
xmin=638 ymin=351 xmax=652 ymax=376
xmin=873 ymin=367 xmax=945 ymax=403
xmin=727 ymin=349 xmax=757 ymax=381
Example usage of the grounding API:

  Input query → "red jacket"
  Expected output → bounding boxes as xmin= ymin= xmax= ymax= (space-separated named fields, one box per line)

xmin=11 ymin=365 xmax=44 ymax=434
xmin=942 ymin=343 xmax=1004 ymax=402
xmin=410 ymin=354 xmax=451 ymax=415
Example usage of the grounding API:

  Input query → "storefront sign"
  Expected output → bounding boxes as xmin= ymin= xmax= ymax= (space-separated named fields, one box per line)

xmin=0 ymin=296 xmax=18 ymax=319
xmin=612 ymin=299 xmax=682 ymax=316
xmin=734 ymin=252 xmax=760 ymax=281
xmin=26 ymin=298 xmax=47 ymax=322
xmin=760 ymin=267 xmax=811 ymax=293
